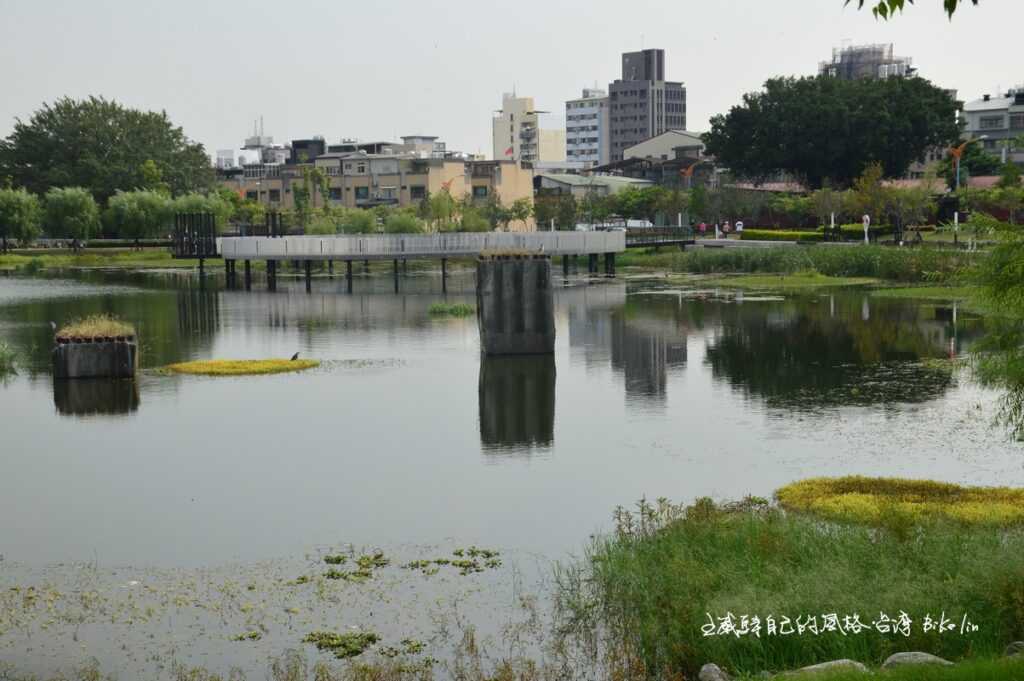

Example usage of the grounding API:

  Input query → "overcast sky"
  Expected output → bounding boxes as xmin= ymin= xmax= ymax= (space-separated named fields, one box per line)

xmin=1 ymin=0 xmax=1021 ymax=160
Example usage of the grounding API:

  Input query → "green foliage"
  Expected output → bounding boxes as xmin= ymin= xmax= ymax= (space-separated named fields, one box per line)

xmin=303 ymin=630 xmax=381 ymax=659
xmin=428 ymin=303 xmax=475 ymax=317
xmin=459 ymin=208 xmax=491 ymax=232
xmin=847 ymin=0 xmax=978 ymax=20
xmin=997 ymin=161 xmax=1022 ymax=189
xmin=847 ymin=163 xmax=888 ymax=222
xmin=341 ymin=209 xmax=376 ymax=234
xmin=0 ymin=342 xmax=16 ymax=376
xmin=534 ymin=194 xmax=579 ymax=230
xmin=105 ymin=190 xmax=172 ymax=239
xmin=0 ymin=96 xmax=214 ymax=203
xmin=740 ymin=229 xmax=822 ymax=242
xmin=565 ymin=496 xmax=1024 ymax=679
xmin=383 ymin=211 xmax=424 ymax=234
xmin=704 ymin=76 xmax=960 ymax=188
xmin=0 ymin=187 xmax=42 ymax=245
xmin=508 ymin=197 xmax=533 ymax=230
xmin=43 ymin=186 xmax=99 ymax=240
xmin=428 ymin=189 xmax=458 ymax=231
xmin=172 ymin=192 xmax=233 ymax=233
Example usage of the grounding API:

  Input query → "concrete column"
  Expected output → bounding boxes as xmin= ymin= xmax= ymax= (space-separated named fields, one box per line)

xmin=244 ymin=260 xmax=252 ymax=290
xmin=441 ymin=258 xmax=448 ymax=293
xmin=328 ymin=260 xmax=334 ymax=276
xmin=268 ymin=260 xmax=277 ymax=291
xmin=346 ymin=260 xmax=353 ymax=293
xmin=589 ymin=253 xmax=598 ymax=274
xmin=476 ymin=255 xmax=555 ymax=355
xmin=364 ymin=259 xmax=370 ymax=274
xmin=562 ymin=254 xmax=569 ymax=278
xmin=304 ymin=261 xmax=312 ymax=292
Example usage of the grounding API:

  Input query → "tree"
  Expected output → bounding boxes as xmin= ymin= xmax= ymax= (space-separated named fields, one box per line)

xmin=997 ymin=161 xmax=1022 ymax=189
xmin=384 ymin=211 xmax=424 ymax=234
xmin=810 ymin=187 xmax=845 ymax=227
xmin=0 ymin=97 xmax=214 ymax=203
xmin=847 ymin=0 xmax=978 ymax=19
xmin=139 ymin=159 xmax=171 ymax=196
xmin=428 ymin=189 xmax=458 ymax=231
xmin=341 ymin=210 xmax=376 ymax=234
xmin=509 ymin=198 xmax=533 ymax=231
xmin=44 ymin=187 xmax=99 ymax=241
xmin=172 ymin=192 xmax=233 ymax=233
xmin=105 ymin=190 xmax=172 ymax=240
xmin=0 ymin=188 xmax=41 ymax=249
xmin=703 ymin=75 xmax=960 ymax=189
xmin=555 ymin=194 xmax=578 ymax=230
xmin=847 ymin=163 xmax=888 ymax=224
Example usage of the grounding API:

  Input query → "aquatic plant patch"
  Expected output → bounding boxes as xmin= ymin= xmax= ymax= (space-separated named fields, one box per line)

xmin=403 ymin=547 xmax=502 ymax=576
xmin=229 ymin=630 xmax=262 ymax=642
xmin=776 ymin=476 xmax=1024 ymax=527
xmin=428 ymin=302 xmax=475 ymax=317
xmin=162 ymin=359 xmax=319 ymax=376
xmin=323 ymin=551 xmax=389 ymax=582
xmin=303 ymin=630 xmax=381 ymax=659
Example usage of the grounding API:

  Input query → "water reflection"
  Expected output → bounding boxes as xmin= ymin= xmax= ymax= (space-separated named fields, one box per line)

xmin=478 ymin=355 xmax=556 ymax=454
xmin=53 ymin=378 xmax=140 ymax=417
xmin=704 ymin=295 xmax=982 ymax=409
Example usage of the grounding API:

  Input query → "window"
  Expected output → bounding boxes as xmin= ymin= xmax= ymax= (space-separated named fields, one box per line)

xmin=980 ymin=115 xmax=1005 ymax=130
xmin=269 ymin=189 xmax=281 ymax=202
xmin=245 ymin=191 xmax=258 ymax=201
xmin=355 ymin=186 xmax=369 ymax=200
xmin=410 ymin=185 xmax=427 ymax=200
xmin=356 ymin=163 xmax=367 ymax=173
xmin=472 ymin=186 xmax=489 ymax=198
xmin=1012 ymin=113 xmax=1024 ymax=130
xmin=328 ymin=187 xmax=342 ymax=201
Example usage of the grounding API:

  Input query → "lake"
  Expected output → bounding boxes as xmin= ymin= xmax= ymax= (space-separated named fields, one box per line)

xmin=0 ymin=266 xmax=1021 ymax=677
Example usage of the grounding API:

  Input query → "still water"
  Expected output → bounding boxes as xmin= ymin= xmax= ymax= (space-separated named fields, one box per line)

xmin=1 ymin=268 xmax=1021 ymax=571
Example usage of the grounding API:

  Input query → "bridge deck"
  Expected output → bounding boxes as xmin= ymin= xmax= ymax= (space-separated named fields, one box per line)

xmin=219 ymin=232 xmax=626 ymax=261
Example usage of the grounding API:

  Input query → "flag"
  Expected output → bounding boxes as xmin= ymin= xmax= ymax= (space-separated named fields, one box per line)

xmin=504 ymin=146 xmax=514 ymax=157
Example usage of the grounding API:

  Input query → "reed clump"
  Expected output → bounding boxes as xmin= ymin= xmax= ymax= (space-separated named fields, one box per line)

xmin=57 ymin=314 xmax=135 ymax=340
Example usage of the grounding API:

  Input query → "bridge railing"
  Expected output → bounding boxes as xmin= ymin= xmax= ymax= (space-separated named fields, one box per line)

xmin=219 ymin=231 xmax=626 ymax=260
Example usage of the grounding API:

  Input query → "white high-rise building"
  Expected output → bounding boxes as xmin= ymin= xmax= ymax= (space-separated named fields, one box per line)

xmin=566 ymin=88 xmax=610 ymax=168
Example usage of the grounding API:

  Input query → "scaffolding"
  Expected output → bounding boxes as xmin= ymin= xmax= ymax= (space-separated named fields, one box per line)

xmin=819 ymin=43 xmax=914 ymax=80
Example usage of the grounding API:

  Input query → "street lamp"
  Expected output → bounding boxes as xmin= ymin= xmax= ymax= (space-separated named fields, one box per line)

xmin=950 ymin=136 xmax=987 ymax=246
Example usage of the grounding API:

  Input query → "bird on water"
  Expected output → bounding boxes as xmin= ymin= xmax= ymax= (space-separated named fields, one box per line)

xmin=290 ymin=352 xmax=300 ymax=361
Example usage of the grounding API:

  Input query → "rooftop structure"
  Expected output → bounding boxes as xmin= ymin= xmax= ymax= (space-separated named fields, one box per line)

xmin=818 ymin=43 xmax=914 ymax=80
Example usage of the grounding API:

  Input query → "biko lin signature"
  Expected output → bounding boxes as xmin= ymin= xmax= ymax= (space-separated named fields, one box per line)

xmin=702 ymin=611 xmax=980 ymax=638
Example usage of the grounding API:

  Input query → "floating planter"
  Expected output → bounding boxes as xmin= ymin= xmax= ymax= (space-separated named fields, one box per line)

xmin=52 ymin=315 xmax=138 ymax=379
xmin=163 ymin=359 xmax=319 ymax=376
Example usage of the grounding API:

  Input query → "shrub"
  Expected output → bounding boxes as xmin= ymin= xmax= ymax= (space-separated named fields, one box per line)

xmin=384 ymin=212 xmax=424 ymax=234
xmin=0 ymin=342 xmax=16 ymax=376
xmin=341 ymin=210 xmax=376 ymax=234
xmin=741 ymin=229 xmax=822 ymax=242
xmin=57 ymin=314 xmax=135 ymax=339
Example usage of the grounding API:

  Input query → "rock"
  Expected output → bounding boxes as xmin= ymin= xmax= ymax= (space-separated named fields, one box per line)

xmin=699 ymin=663 xmax=731 ymax=681
xmin=1006 ymin=641 xmax=1024 ymax=657
xmin=882 ymin=652 xmax=953 ymax=668
xmin=792 ymin=659 xmax=869 ymax=675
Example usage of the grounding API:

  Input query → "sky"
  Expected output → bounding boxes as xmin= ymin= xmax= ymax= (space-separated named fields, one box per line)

xmin=1 ymin=0 xmax=1021 ymax=160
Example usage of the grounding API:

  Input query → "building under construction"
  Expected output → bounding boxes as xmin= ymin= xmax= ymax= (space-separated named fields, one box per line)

xmin=819 ymin=43 xmax=915 ymax=80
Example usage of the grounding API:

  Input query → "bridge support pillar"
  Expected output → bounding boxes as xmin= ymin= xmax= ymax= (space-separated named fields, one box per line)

xmin=328 ymin=260 xmax=334 ymax=276
xmin=393 ymin=259 xmax=400 ymax=292
xmin=604 ymin=253 xmax=616 ymax=277
xmin=267 ymin=260 xmax=277 ymax=291
xmin=588 ymin=253 xmax=598 ymax=274
xmin=304 ymin=261 xmax=312 ymax=292
xmin=477 ymin=255 xmax=554 ymax=355
xmin=244 ymin=260 xmax=252 ymax=289
xmin=441 ymin=258 xmax=448 ymax=293
xmin=562 ymin=255 xmax=569 ymax=279
xmin=402 ymin=259 xmax=408 ymax=274
xmin=364 ymin=259 xmax=370 ymax=274
xmin=345 ymin=260 xmax=353 ymax=292
xmin=226 ymin=259 xmax=237 ymax=288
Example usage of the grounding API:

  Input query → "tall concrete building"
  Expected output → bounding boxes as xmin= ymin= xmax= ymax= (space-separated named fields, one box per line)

xmin=962 ymin=87 xmax=1024 ymax=164
xmin=565 ymin=88 xmax=610 ymax=168
xmin=819 ymin=43 xmax=914 ymax=80
xmin=608 ymin=49 xmax=686 ymax=162
xmin=492 ymin=93 xmax=566 ymax=163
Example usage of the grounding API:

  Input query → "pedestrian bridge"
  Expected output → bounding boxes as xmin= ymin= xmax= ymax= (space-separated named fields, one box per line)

xmin=219 ymin=231 xmax=625 ymax=262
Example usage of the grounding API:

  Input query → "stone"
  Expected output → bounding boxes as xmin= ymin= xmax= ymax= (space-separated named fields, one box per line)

xmin=698 ymin=663 xmax=731 ymax=681
xmin=881 ymin=652 xmax=953 ymax=669
xmin=792 ymin=659 xmax=869 ymax=675
xmin=1006 ymin=641 xmax=1024 ymax=657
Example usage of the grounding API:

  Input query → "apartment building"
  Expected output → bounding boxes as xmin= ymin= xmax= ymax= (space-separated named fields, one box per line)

xmin=565 ymin=88 xmax=610 ymax=168
xmin=962 ymin=87 xmax=1024 ymax=164
xmin=819 ymin=43 xmax=914 ymax=80
xmin=608 ymin=49 xmax=687 ymax=162
xmin=492 ymin=93 xmax=566 ymax=163
xmin=221 ymin=154 xmax=536 ymax=229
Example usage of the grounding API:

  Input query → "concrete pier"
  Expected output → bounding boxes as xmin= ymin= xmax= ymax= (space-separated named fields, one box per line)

xmin=53 ymin=338 xmax=138 ymax=379
xmin=476 ymin=254 xmax=555 ymax=356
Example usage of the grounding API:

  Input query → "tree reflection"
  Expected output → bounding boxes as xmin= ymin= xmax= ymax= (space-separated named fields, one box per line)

xmin=704 ymin=296 xmax=970 ymax=409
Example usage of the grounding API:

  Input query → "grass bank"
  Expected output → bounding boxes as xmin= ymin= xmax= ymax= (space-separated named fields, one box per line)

xmin=0 ymin=249 xmax=212 ymax=271
xmin=560 ymin=495 xmax=1024 ymax=679
xmin=701 ymin=273 xmax=878 ymax=290
xmin=736 ymin=656 xmax=1024 ymax=681
xmin=619 ymin=245 xmax=976 ymax=283
xmin=869 ymin=285 xmax=978 ymax=301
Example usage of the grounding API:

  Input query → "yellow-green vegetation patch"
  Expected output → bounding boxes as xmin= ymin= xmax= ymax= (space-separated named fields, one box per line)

xmin=57 ymin=314 xmax=135 ymax=340
xmin=428 ymin=302 xmax=475 ymax=317
xmin=323 ymin=551 xmax=388 ymax=582
xmin=229 ymin=630 xmax=262 ymax=642
xmin=777 ymin=476 xmax=1024 ymax=527
xmin=303 ymin=630 xmax=381 ymax=659
xmin=403 ymin=546 xmax=502 ymax=576
xmin=163 ymin=359 xmax=319 ymax=376
xmin=702 ymin=273 xmax=878 ymax=290
xmin=869 ymin=286 xmax=977 ymax=301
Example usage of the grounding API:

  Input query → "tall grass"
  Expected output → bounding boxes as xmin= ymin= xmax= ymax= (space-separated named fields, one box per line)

xmin=620 ymin=246 xmax=977 ymax=283
xmin=559 ymin=497 xmax=1024 ymax=679
xmin=0 ymin=342 xmax=16 ymax=376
